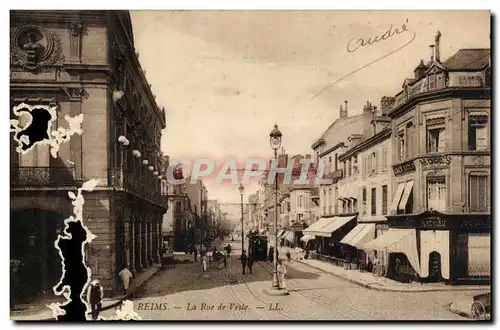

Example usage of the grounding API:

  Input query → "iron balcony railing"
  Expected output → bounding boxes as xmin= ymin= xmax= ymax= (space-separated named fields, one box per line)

xmin=11 ymin=166 xmax=77 ymax=187
xmin=108 ymin=168 xmax=167 ymax=208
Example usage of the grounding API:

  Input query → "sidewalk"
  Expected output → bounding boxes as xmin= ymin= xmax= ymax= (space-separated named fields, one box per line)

xmin=283 ymin=248 xmax=489 ymax=293
xmin=11 ymin=264 xmax=161 ymax=321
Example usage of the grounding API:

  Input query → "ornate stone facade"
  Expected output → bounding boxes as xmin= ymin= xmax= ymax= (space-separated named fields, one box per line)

xmin=10 ymin=10 xmax=167 ymax=297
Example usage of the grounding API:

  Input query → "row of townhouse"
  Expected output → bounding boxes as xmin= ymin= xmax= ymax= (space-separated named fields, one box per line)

xmin=303 ymin=31 xmax=490 ymax=285
xmin=163 ymin=169 xmax=212 ymax=252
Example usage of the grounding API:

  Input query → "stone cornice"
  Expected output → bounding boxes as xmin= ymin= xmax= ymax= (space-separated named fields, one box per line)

xmin=388 ymin=88 xmax=491 ymax=119
xmin=339 ymin=128 xmax=391 ymax=161
xmin=10 ymin=10 xmax=108 ymax=26
xmin=110 ymin=15 xmax=166 ymax=129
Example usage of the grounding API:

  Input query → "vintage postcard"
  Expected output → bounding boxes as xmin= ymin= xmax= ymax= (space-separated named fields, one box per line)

xmin=9 ymin=9 xmax=491 ymax=321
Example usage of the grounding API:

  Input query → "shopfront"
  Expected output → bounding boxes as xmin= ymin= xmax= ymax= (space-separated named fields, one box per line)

xmin=387 ymin=210 xmax=491 ymax=284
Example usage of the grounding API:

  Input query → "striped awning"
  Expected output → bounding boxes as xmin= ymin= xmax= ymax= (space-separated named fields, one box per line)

xmin=340 ymin=223 xmax=376 ymax=249
xmin=303 ymin=217 xmax=334 ymax=235
xmin=300 ymin=234 xmax=316 ymax=243
xmin=284 ymin=231 xmax=295 ymax=243
xmin=306 ymin=216 xmax=356 ymax=238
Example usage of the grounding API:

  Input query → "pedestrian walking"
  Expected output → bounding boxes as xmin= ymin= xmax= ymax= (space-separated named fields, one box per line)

xmin=240 ymin=250 xmax=247 ymax=275
xmin=118 ymin=266 xmax=133 ymax=295
xmin=247 ymin=251 xmax=254 ymax=274
xmin=286 ymin=250 xmax=291 ymax=263
xmin=223 ymin=249 xmax=228 ymax=268
xmin=277 ymin=259 xmax=287 ymax=290
xmin=86 ymin=279 xmax=104 ymax=320
xmin=202 ymin=254 xmax=207 ymax=272
xmin=193 ymin=246 xmax=198 ymax=262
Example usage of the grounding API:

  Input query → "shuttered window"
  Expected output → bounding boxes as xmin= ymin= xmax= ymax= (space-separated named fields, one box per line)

xmin=469 ymin=174 xmax=489 ymax=212
xmin=427 ymin=176 xmax=446 ymax=212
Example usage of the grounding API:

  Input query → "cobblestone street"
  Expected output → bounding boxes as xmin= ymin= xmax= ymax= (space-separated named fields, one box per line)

xmin=99 ymin=240 xmax=483 ymax=320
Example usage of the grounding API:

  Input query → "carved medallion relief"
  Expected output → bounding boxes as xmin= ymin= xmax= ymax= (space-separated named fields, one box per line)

xmin=10 ymin=25 xmax=65 ymax=71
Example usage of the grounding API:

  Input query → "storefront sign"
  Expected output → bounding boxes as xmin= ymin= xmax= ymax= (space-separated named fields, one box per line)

xmin=421 ymin=217 xmax=448 ymax=229
xmin=420 ymin=155 xmax=452 ymax=167
xmin=389 ymin=212 xmax=491 ymax=231
xmin=392 ymin=161 xmax=416 ymax=176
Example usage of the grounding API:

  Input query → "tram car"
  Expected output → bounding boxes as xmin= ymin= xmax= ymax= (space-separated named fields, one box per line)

xmin=247 ymin=234 xmax=268 ymax=261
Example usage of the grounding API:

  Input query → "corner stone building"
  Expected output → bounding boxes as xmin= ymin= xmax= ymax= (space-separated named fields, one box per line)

xmin=10 ymin=10 xmax=167 ymax=298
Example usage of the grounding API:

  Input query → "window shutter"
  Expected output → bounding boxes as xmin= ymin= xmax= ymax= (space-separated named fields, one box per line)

xmin=470 ymin=176 xmax=479 ymax=211
xmin=375 ymin=151 xmax=379 ymax=173
xmin=476 ymin=126 xmax=488 ymax=151
xmin=478 ymin=176 xmax=487 ymax=211
xmin=438 ymin=129 xmax=446 ymax=152
xmin=427 ymin=182 xmax=435 ymax=210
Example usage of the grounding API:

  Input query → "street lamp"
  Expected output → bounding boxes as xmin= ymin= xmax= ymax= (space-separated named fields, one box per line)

xmin=269 ymin=124 xmax=282 ymax=291
xmin=117 ymin=135 xmax=130 ymax=276
xmin=239 ymin=183 xmax=245 ymax=253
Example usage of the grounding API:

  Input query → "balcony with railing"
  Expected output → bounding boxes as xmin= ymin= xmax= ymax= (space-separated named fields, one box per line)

xmin=393 ymin=71 xmax=489 ymax=109
xmin=108 ymin=168 xmax=167 ymax=208
xmin=11 ymin=166 xmax=77 ymax=187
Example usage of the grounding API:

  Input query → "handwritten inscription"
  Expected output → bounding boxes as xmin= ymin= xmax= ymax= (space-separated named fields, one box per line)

xmin=420 ymin=155 xmax=452 ymax=167
xmin=311 ymin=20 xmax=416 ymax=100
xmin=347 ymin=19 xmax=410 ymax=53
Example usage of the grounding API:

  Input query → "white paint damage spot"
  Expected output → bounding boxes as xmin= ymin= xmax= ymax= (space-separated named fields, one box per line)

xmin=10 ymin=102 xmax=83 ymax=158
xmin=48 ymin=179 xmax=99 ymax=319
xmin=101 ymin=300 xmax=142 ymax=321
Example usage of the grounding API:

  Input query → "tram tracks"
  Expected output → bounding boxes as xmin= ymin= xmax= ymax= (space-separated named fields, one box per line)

xmin=255 ymin=260 xmax=378 ymax=320
xmin=223 ymin=259 xmax=294 ymax=320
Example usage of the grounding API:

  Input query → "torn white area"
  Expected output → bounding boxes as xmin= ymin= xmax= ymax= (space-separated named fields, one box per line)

xmin=10 ymin=102 xmax=83 ymax=158
xmin=49 ymin=179 xmax=100 ymax=320
xmin=100 ymin=300 xmax=142 ymax=321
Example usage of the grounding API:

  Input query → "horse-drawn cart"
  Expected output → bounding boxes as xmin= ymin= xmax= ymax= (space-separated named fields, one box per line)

xmin=471 ymin=293 xmax=490 ymax=320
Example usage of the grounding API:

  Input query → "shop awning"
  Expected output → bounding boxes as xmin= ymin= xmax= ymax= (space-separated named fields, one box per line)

xmin=398 ymin=180 xmax=414 ymax=211
xmin=389 ymin=182 xmax=406 ymax=214
xmin=277 ymin=229 xmax=285 ymax=238
xmin=361 ymin=228 xmax=421 ymax=276
xmin=303 ymin=217 xmax=334 ymax=235
xmin=342 ymin=223 xmax=376 ymax=249
xmin=308 ymin=215 xmax=356 ymax=238
xmin=300 ymin=234 xmax=315 ymax=242
xmin=340 ymin=224 xmax=367 ymax=245
xmin=284 ymin=231 xmax=294 ymax=243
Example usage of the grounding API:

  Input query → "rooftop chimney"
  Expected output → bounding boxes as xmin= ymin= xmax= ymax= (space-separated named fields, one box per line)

xmin=435 ymin=30 xmax=442 ymax=63
xmin=414 ymin=59 xmax=428 ymax=80
xmin=429 ymin=44 xmax=435 ymax=63
xmin=380 ymin=96 xmax=396 ymax=113
xmin=339 ymin=103 xmax=348 ymax=118
xmin=363 ymin=101 xmax=376 ymax=116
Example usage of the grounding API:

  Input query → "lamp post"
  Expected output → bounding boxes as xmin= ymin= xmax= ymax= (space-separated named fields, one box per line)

xmin=269 ymin=124 xmax=282 ymax=291
xmin=239 ymin=183 xmax=245 ymax=253
xmin=117 ymin=135 xmax=129 ymax=278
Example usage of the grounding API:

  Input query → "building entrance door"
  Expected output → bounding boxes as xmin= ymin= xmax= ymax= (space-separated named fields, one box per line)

xmin=428 ymin=251 xmax=442 ymax=282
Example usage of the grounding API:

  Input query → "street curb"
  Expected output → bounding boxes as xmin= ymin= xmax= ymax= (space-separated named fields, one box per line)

xmin=25 ymin=267 xmax=162 ymax=321
xmin=294 ymin=259 xmax=489 ymax=293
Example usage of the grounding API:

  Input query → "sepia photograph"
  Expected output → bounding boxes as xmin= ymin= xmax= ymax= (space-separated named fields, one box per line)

xmin=8 ymin=8 xmax=491 ymax=322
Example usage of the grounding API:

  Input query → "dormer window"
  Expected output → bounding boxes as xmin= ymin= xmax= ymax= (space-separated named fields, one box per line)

xmin=428 ymin=74 xmax=436 ymax=90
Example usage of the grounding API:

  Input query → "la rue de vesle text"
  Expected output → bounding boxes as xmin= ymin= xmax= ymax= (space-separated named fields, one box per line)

xmin=136 ymin=302 xmax=283 ymax=311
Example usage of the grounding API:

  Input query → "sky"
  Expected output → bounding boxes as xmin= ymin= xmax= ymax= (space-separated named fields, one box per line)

xmin=130 ymin=10 xmax=490 ymax=203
